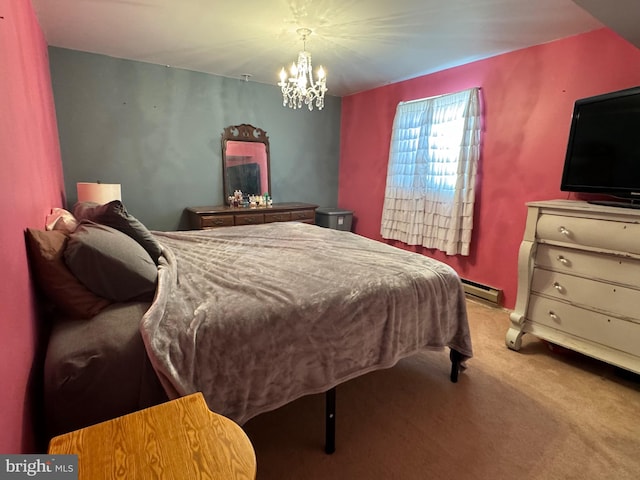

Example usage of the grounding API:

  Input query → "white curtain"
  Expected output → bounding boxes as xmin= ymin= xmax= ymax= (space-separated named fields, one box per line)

xmin=380 ymin=87 xmax=481 ymax=256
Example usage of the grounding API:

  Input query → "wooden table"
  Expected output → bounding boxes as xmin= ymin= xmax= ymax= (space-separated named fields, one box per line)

xmin=48 ymin=392 xmax=256 ymax=480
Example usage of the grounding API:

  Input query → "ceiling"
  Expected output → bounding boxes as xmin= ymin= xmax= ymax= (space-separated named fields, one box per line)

xmin=31 ymin=0 xmax=623 ymax=97
xmin=572 ymin=0 xmax=640 ymax=48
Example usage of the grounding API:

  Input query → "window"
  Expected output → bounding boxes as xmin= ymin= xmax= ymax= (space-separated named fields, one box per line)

xmin=380 ymin=87 xmax=481 ymax=256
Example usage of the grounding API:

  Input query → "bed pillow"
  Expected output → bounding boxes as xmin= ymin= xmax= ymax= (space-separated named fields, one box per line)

xmin=64 ymin=221 xmax=158 ymax=302
xmin=46 ymin=208 xmax=79 ymax=234
xmin=73 ymin=200 xmax=162 ymax=263
xmin=25 ymin=228 xmax=111 ymax=319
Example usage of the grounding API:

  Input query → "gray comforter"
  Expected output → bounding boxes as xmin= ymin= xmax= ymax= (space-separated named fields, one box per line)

xmin=141 ymin=222 xmax=472 ymax=424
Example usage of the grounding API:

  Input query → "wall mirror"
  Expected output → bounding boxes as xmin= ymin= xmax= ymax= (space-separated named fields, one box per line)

xmin=221 ymin=124 xmax=271 ymax=202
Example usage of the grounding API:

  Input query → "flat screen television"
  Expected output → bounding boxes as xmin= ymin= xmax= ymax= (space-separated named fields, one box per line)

xmin=560 ymin=86 xmax=640 ymax=208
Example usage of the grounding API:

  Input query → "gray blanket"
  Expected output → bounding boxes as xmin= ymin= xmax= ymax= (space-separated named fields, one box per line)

xmin=141 ymin=222 xmax=472 ymax=424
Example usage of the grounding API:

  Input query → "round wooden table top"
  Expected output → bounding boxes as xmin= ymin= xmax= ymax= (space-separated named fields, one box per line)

xmin=48 ymin=392 xmax=256 ymax=480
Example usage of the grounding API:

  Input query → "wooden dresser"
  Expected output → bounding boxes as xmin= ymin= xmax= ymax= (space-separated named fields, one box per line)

xmin=186 ymin=202 xmax=318 ymax=230
xmin=507 ymin=200 xmax=640 ymax=374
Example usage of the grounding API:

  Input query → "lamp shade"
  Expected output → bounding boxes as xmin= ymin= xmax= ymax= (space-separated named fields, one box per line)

xmin=77 ymin=182 xmax=122 ymax=204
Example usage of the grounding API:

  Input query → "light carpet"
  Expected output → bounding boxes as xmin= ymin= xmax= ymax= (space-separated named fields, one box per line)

xmin=243 ymin=299 xmax=640 ymax=479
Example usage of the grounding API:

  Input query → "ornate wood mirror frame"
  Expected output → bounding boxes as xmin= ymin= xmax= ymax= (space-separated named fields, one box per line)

xmin=221 ymin=124 xmax=271 ymax=202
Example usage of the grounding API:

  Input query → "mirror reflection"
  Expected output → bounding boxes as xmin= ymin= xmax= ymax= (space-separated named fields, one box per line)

xmin=221 ymin=124 xmax=271 ymax=202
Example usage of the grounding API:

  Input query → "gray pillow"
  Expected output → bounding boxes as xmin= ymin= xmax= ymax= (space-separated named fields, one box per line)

xmin=73 ymin=200 xmax=162 ymax=263
xmin=25 ymin=228 xmax=111 ymax=319
xmin=64 ymin=221 xmax=157 ymax=302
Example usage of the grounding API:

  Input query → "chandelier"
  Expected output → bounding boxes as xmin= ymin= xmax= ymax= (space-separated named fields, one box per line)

xmin=278 ymin=28 xmax=327 ymax=111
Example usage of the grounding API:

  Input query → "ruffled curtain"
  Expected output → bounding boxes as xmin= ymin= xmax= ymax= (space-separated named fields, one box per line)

xmin=380 ymin=88 xmax=481 ymax=256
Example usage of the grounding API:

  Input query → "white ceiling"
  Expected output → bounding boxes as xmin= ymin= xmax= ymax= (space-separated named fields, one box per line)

xmin=572 ymin=0 xmax=640 ymax=48
xmin=31 ymin=0 xmax=609 ymax=97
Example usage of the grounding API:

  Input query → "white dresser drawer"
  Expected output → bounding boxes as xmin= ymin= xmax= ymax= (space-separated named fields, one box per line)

xmin=535 ymin=244 xmax=640 ymax=288
xmin=531 ymin=268 xmax=640 ymax=320
xmin=527 ymin=295 xmax=640 ymax=356
xmin=536 ymin=213 xmax=640 ymax=255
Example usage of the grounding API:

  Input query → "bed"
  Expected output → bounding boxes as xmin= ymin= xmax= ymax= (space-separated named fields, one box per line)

xmin=29 ymin=201 xmax=473 ymax=448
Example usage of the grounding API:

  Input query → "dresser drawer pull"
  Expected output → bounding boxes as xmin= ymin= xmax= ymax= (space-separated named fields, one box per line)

xmin=552 ymin=282 xmax=564 ymax=293
xmin=556 ymin=255 xmax=569 ymax=265
xmin=548 ymin=311 xmax=559 ymax=322
xmin=558 ymin=226 xmax=571 ymax=236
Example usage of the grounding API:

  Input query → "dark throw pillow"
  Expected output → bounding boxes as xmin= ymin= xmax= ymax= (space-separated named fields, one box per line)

xmin=73 ymin=200 xmax=162 ymax=263
xmin=25 ymin=228 xmax=111 ymax=319
xmin=64 ymin=222 xmax=158 ymax=302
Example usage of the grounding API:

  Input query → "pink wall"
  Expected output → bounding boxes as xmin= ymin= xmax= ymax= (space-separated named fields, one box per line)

xmin=0 ymin=0 xmax=65 ymax=453
xmin=339 ymin=28 xmax=640 ymax=309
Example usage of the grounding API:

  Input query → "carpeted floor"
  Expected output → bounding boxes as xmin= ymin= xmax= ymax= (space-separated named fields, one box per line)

xmin=243 ymin=299 xmax=640 ymax=479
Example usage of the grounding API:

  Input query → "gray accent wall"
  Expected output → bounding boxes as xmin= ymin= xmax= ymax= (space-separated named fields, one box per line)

xmin=48 ymin=47 xmax=341 ymax=231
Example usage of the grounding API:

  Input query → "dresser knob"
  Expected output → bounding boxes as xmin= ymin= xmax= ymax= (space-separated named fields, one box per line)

xmin=558 ymin=226 xmax=570 ymax=236
xmin=556 ymin=255 xmax=569 ymax=265
xmin=549 ymin=311 xmax=559 ymax=321
xmin=552 ymin=282 xmax=564 ymax=293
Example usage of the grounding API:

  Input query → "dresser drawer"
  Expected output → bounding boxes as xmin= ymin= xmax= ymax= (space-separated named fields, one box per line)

xmin=531 ymin=268 xmax=640 ymax=320
xmin=264 ymin=212 xmax=292 ymax=223
xmin=186 ymin=203 xmax=317 ymax=230
xmin=235 ymin=214 xmax=264 ymax=225
xmin=508 ymin=201 xmax=640 ymax=373
xmin=535 ymin=244 xmax=640 ymax=288
xmin=527 ymin=294 xmax=639 ymax=355
xmin=291 ymin=209 xmax=315 ymax=222
xmin=536 ymin=213 xmax=640 ymax=255
xmin=201 ymin=215 xmax=235 ymax=228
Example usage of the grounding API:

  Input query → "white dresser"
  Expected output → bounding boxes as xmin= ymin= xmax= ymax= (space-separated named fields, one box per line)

xmin=507 ymin=199 xmax=640 ymax=374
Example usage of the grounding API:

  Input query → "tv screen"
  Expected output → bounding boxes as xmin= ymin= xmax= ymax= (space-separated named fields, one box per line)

xmin=560 ymin=86 xmax=640 ymax=203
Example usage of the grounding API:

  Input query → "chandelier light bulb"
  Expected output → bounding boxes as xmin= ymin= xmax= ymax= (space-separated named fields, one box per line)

xmin=277 ymin=28 xmax=328 ymax=111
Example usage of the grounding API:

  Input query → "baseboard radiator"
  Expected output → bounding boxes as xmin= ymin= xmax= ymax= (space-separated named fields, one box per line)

xmin=460 ymin=278 xmax=503 ymax=307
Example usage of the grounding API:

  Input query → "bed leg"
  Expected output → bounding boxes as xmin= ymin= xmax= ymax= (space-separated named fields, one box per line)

xmin=450 ymin=348 xmax=462 ymax=383
xmin=325 ymin=387 xmax=336 ymax=454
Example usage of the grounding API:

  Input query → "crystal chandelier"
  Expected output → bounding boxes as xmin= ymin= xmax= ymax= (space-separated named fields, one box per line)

xmin=278 ymin=28 xmax=327 ymax=111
